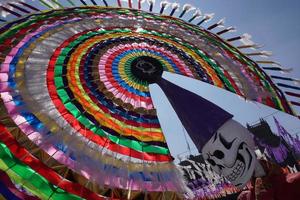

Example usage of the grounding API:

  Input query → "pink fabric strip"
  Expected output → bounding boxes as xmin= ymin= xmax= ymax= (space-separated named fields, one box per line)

xmin=0 ymin=18 xmax=178 ymax=191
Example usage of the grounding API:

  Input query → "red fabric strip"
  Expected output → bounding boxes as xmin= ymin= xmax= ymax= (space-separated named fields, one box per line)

xmin=104 ymin=53 xmax=152 ymax=104
xmin=46 ymin=31 xmax=171 ymax=162
xmin=78 ymin=45 xmax=161 ymax=129
xmin=0 ymin=170 xmax=39 ymax=200
xmin=0 ymin=124 xmax=105 ymax=200
xmin=223 ymin=69 xmax=243 ymax=96
xmin=224 ymin=48 xmax=293 ymax=115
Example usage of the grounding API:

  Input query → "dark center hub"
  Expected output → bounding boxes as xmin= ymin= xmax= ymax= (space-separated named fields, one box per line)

xmin=131 ymin=56 xmax=163 ymax=83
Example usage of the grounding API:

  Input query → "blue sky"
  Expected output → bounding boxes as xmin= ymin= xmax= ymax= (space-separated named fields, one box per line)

xmin=148 ymin=0 xmax=300 ymax=158
xmin=1 ymin=0 xmax=300 ymax=159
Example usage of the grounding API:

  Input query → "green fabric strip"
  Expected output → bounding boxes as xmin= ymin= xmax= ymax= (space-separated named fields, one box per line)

xmin=0 ymin=6 xmax=288 ymax=149
xmin=38 ymin=0 xmax=54 ymax=9
xmin=51 ymin=0 xmax=64 ymax=8
xmin=66 ymin=0 xmax=76 ymax=6
xmin=53 ymin=33 xmax=170 ymax=155
xmin=0 ymin=7 xmax=270 ymax=95
xmin=52 ymin=28 xmax=236 ymax=154
xmin=0 ymin=142 xmax=83 ymax=200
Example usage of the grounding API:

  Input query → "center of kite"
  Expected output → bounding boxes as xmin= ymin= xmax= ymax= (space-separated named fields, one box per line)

xmin=131 ymin=56 xmax=163 ymax=83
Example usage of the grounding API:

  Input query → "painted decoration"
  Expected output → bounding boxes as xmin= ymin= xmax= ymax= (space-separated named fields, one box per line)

xmin=0 ymin=0 xmax=299 ymax=199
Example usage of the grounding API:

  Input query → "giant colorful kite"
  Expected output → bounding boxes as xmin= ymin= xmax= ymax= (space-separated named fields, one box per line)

xmin=0 ymin=0 xmax=299 ymax=199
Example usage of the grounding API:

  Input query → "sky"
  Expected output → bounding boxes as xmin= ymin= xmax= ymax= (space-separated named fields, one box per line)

xmin=148 ymin=0 xmax=300 ymax=159
xmin=1 ymin=0 xmax=300 ymax=160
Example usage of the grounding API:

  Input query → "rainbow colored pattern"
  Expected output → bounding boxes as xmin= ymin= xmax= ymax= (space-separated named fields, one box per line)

xmin=0 ymin=6 xmax=295 ymax=199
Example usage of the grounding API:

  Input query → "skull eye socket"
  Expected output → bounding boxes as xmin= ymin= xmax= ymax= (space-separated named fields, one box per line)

xmin=213 ymin=150 xmax=224 ymax=159
xmin=219 ymin=133 xmax=236 ymax=149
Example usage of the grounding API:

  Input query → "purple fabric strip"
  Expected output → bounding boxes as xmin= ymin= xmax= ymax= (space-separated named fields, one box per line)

xmin=8 ymin=3 xmax=30 ymax=14
xmin=156 ymin=78 xmax=233 ymax=150
xmin=18 ymin=2 xmax=40 ymax=12
xmin=0 ymin=6 xmax=22 ymax=17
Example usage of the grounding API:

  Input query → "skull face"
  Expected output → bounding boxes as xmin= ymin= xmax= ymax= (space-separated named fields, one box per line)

xmin=201 ymin=119 xmax=257 ymax=188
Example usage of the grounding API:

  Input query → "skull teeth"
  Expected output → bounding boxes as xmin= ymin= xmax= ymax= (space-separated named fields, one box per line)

xmin=225 ymin=161 xmax=244 ymax=182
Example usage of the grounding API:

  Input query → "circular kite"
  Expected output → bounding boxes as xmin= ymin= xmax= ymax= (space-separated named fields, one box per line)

xmin=0 ymin=0 xmax=299 ymax=199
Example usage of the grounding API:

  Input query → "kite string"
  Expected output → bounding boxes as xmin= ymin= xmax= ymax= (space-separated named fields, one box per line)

xmin=249 ymin=110 xmax=280 ymax=125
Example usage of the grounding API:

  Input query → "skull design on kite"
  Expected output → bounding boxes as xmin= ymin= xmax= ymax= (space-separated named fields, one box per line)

xmin=201 ymin=119 xmax=258 ymax=188
xmin=0 ymin=0 xmax=298 ymax=199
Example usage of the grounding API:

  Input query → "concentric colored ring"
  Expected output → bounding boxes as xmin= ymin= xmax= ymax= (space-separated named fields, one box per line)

xmin=0 ymin=6 xmax=295 ymax=199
